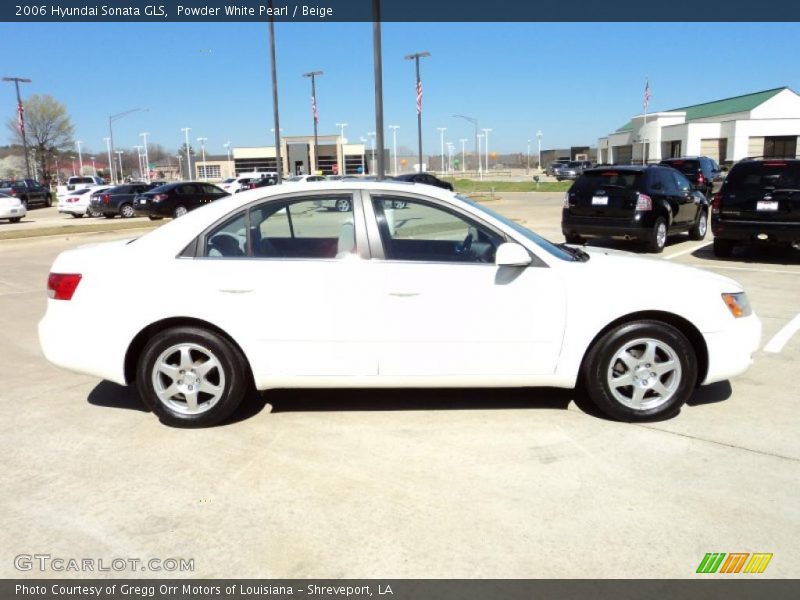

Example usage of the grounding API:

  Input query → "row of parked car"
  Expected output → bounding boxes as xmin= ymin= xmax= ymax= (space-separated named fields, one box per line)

xmin=561 ymin=155 xmax=800 ymax=257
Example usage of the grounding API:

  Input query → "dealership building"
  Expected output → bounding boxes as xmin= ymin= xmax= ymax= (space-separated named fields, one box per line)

xmin=597 ymin=87 xmax=800 ymax=165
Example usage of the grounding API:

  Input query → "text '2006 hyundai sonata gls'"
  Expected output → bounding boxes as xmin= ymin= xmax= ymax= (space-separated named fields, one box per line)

xmin=39 ymin=181 xmax=761 ymax=427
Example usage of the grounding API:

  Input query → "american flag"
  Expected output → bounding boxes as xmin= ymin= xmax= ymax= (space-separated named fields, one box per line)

xmin=643 ymin=79 xmax=651 ymax=111
xmin=311 ymin=94 xmax=319 ymax=124
xmin=416 ymin=80 xmax=423 ymax=115
xmin=17 ymin=101 xmax=25 ymax=135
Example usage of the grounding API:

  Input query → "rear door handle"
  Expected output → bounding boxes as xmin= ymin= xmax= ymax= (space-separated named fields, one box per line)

xmin=219 ymin=289 xmax=253 ymax=294
xmin=389 ymin=292 xmax=420 ymax=297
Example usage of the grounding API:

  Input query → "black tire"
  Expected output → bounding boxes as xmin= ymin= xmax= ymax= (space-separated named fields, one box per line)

xmin=119 ymin=203 xmax=135 ymax=218
xmin=564 ymin=233 xmax=584 ymax=245
xmin=713 ymin=238 xmax=735 ymax=258
xmin=689 ymin=209 xmax=708 ymax=241
xmin=148 ymin=216 xmax=163 ymax=221
xmin=9 ymin=217 xmax=21 ymax=223
xmin=136 ymin=326 xmax=250 ymax=428
xmin=335 ymin=198 xmax=352 ymax=212
xmin=582 ymin=319 xmax=697 ymax=422
xmin=647 ymin=216 xmax=668 ymax=253
xmin=71 ymin=213 xmax=83 ymax=218
xmin=103 ymin=214 xmax=115 ymax=219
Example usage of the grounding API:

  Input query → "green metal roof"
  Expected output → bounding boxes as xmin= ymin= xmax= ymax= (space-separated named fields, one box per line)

xmin=614 ymin=87 xmax=790 ymax=132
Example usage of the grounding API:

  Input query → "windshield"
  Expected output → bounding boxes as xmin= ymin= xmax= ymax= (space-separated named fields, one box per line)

xmin=456 ymin=194 xmax=575 ymax=261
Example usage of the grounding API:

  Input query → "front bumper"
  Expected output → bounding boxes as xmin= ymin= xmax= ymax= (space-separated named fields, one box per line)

xmin=712 ymin=217 xmax=800 ymax=244
xmin=702 ymin=313 xmax=762 ymax=385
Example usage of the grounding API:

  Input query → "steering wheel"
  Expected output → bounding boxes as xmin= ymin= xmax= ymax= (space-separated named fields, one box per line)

xmin=455 ymin=230 xmax=474 ymax=256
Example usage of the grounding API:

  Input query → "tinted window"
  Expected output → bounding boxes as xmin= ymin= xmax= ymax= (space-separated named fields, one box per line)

xmin=725 ymin=162 xmax=800 ymax=190
xmin=202 ymin=184 xmax=223 ymax=195
xmin=176 ymin=184 xmax=197 ymax=195
xmin=572 ymin=170 xmax=643 ymax=193
xmin=661 ymin=159 xmax=700 ymax=175
xmin=671 ymin=171 xmax=692 ymax=193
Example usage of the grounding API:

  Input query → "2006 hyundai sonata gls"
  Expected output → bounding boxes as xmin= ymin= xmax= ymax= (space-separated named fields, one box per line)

xmin=39 ymin=181 xmax=761 ymax=427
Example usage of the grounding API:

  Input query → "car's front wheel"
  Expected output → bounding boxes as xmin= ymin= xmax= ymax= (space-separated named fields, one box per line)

xmin=120 ymin=203 xmax=135 ymax=218
xmin=582 ymin=320 xmax=697 ymax=422
xmin=173 ymin=205 xmax=188 ymax=218
xmin=136 ymin=326 xmax=250 ymax=427
xmin=689 ymin=210 xmax=708 ymax=241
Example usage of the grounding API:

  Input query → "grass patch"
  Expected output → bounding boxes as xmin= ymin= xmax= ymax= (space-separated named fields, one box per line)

xmin=445 ymin=178 xmax=571 ymax=193
xmin=0 ymin=220 xmax=159 ymax=241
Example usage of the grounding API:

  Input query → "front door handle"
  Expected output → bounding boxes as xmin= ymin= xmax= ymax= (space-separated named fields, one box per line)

xmin=389 ymin=292 xmax=420 ymax=297
xmin=219 ymin=289 xmax=253 ymax=294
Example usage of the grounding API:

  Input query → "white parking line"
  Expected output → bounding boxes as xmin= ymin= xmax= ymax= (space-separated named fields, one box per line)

xmin=700 ymin=265 xmax=800 ymax=275
xmin=663 ymin=241 xmax=712 ymax=260
xmin=764 ymin=314 xmax=800 ymax=353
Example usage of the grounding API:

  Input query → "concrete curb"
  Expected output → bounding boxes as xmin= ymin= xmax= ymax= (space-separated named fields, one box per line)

xmin=0 ymin=220 xmax=159 ymax=241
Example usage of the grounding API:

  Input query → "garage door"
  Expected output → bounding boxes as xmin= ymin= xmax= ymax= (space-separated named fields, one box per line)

xmin=613 ymin=145 xmax=632 ymax=164
xmin=700 ymin=138 xmax=726 ymax=162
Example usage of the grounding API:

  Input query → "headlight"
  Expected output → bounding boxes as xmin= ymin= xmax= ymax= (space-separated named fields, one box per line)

xmin=721 ymin=292 xmax=752 ymax=318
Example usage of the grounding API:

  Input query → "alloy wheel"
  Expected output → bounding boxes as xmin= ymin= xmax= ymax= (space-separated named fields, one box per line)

xmin=606 ymin=337 xmax=682 ymax=411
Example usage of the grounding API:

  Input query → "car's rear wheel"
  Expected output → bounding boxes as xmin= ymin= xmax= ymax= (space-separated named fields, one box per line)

xmin=71 ymin=213 xmax=83 ymax=218
xmin=647 ymin=217 xmax=668 ymax=253
xmin=148 ymin=216 xmax=163 ymax=221
xmin=713 ymin=238 xmax=735 ymax=258
xmin=689 ymin=210 xmax=708 ymax=241
xmin=9 ymin=217 xmax=21 ymax=223
xmin=136 ymin=326 xmax=249 ymax=427
xmin=564 ymin=233 xmax=583 ymax=245
xmin=582 ymin=320 xmax=696 ymax=422
xmin=335 ymin=198 xmax=352 ymax=212
xmin=174 ymin=205 xmax=188 ymax=218
xmin=120 ymin=203 xmax=135 ymax=218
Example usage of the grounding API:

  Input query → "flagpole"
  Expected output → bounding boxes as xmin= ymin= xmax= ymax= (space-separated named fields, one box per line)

xmin=4 ymin=77 xmax=32 ymax=179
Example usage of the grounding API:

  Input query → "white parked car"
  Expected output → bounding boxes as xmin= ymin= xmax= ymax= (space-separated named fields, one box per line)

xmin=285 ymin=174 xmax=326 ymax=184
xmin=56 ymin=175 xmax=104 ymax=199
xmin=39 ymin=181 xmax=761 ymax=427
xmin=0 ymin=192 xmax=26 ymax=222
xmin=57 ymin=186 xmax=111 ymax=217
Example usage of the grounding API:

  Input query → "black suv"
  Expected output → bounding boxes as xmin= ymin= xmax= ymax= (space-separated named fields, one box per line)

xmin=0 ymin=178 xmax=52 ymax=208
xmin=659 ymin=156 xmax=722 ymax=198
xmin=711 ymin=158 xmax=800 ymax=257
xmin=90 ymin=183 xmax=159 ymax=218
xmin=562 ymin=165 xmax=709 ymax=253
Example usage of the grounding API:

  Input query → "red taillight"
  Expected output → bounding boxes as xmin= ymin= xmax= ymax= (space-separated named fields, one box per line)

xmin=67 ymin=197 xmax=78 ymax=203
xmin=47 ymin=273 xmax=82 ymax=301
xmin=636 ymin=193 xmax=652 ymax=211
xmin=9 ymin=187 xmax=17 ymax=196
xmin=153 ymin=193 xmax=168 ymax=202
xmin=712 ymin=193 xmax=722 ymax=214
xmin=103 ymin=194 xmax=110 ymax=205
xmin=697 ymin=172 xmax=705 ymax=185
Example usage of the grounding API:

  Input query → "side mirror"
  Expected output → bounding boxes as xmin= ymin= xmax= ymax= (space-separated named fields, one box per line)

xmin=495 ymin=242 xmax=532 ymax=267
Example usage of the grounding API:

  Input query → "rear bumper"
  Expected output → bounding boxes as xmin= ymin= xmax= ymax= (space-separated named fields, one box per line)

xmin=562 ymin=213 xmax=653 ymax=239
xmin=0 ymin=206 xmax=25 ymax=218
xmin=702 ymin=313 xmax=761 ymax=385
xmin=712 ymin=217 xmax=800 ymax=244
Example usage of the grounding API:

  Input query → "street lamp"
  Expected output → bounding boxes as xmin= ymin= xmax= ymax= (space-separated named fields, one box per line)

xmin=140 ymin=132 xmax=150 ymax=183
xmin=103 ymin=137 xmax=112 ymax=182
xmin=477 ymin=134 xmax=484 ymax=177
xmin=459 ymin=138 xmax=467 ymax=173
xmin=114 ymin=150 xmax=124 ymax=181
xmin=536 ymin=130 xmax=543 ymax=171
xmin=404 ymin=51 xmax=430 ymax=173
xmin=197 ymin=137 xmax=208 ymax=180
xmin=436 ymin=127 xmax=446 ymax=174
xmin=482 ymin=128 xmax=492 ymax=172
xmin=303 ymin=70 xmax=323 ymax=174
xmin=454 ymin=114 xmax=481 ymax=180
xmin=388 ymin=125 xmax=399 ymax=175
xmin=70 ymin=156 xmax=76 ymax=176
xmin=133 ymin=145 xmax=144 ymax=179
xmin=3 ymin=76 xmax=32 ymax=179
xmin=108 ymin=107 xmax=147 ymax=183
xmin=181 ymin=127 xmax=192 ymax=179
xmin=446 ymin=142 xmax=455 ymax=173
xmin=75 ymin=141 xmax=83 ymax=175
xmin=367 ymin=132 xmax=376 ymax=175
xmin=359 ymin=136 xmax=367 ymax=175
xmin=336 ymin=123 xmax=348 ymax=175
xmin=90 ymin=156 xmax=96 ymax=175
xmin=336 ymin=123 xmax=348 ymax=142
xmin=527 ymin=139 xmax=531 ymax=174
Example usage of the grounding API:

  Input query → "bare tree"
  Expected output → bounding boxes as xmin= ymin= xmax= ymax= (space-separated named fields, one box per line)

xmin=6 ymin=94 xmax=75 ymax=183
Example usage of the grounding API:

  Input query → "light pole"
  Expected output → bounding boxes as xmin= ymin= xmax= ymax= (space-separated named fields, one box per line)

xmin=140 ymin=132 xmax=150 ymax=183
xmin=109 ymin=108 xmax=147 ymax=183
xmin=404 ymin=51 xmax=430 ymax=173
xmin=482 ymin=128 xmax=492 ymax=172
xmin=335 ymin=123 xmax=348 ymax=175
xmin=181 ymin=127 xmax=192 ymax=179
xmin=197 ymin=137 xmax=207 ymax=180
xmin=3 ymin=76 xmax=32 ymax=179
xmin=454 ymin=114 xmax=481 ymax=180
xmin=103 ymin=137 xmax=112 ymax=182
xmin=268 ymin=2 xmax=283 ymax=183
xmin=75 ymin=141 xmax=83 ymax=175
xmin=133 ymin=145 xmax=144 ymax=179
xmin=302 ymin=70 xmax=323 ymax=174
xmin=367 ymin=132 xmax=376 ymax=175
xmin=223 ymin=141 xmax=232 ymax=176
xmin=527 ymin=140 xmax=531 ymax=174
xmin=536 ymin=130 xmax=543 ymax=171
xmin=70 ymin=156 xmax=76 ymax=176
xmin=389 ymin=125 xmax=399 ymax=174
xmin=359 ymin=137 xmax=367 ymax=175
xmin=90 ymin=156 xmax=96 ymax=175
xmin=115 ymin=150 xmax=124 ymax=181
xmin=336 ymin=123 xmax=348 ymax=141
xmin=459 ymin=138 xmax=467 ymax=173
xmin=447 ymin=142 xmax=455 ymax=173
xmin=436 ymin=127 xmax=446 ymax=174
xmin=477 ymin=134 xmax=484 ymax=178
xmin=176 ymin=154 xmax=183 ymax=180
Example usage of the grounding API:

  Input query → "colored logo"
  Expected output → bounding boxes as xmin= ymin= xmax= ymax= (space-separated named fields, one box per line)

xmin=696 ymin=553 xmax=773 ymax=574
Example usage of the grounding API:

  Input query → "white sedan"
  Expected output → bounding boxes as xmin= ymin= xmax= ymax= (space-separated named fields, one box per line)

xmin=39 ymin=181 xmax=761 ymax=427
xmin=57 ymin=186 xmax=111 ymax=217
xmin=0 ymin=192 xmax=26 ymax=222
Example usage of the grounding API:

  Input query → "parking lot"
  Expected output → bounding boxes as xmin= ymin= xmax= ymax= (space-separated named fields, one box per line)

xmin=1 ymin=192 xmax=798 ymax=578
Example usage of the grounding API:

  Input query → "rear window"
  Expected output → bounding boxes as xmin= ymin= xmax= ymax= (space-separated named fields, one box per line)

xmin=572 ymin=170 xmax=643 ymax=193
xmin=661 ymin=159 xmax=700 ymax=174
xmin=69 ymin=177 xmax=95 ymax=184
xmin=726 ymin=162 xmax=800 ymax=190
